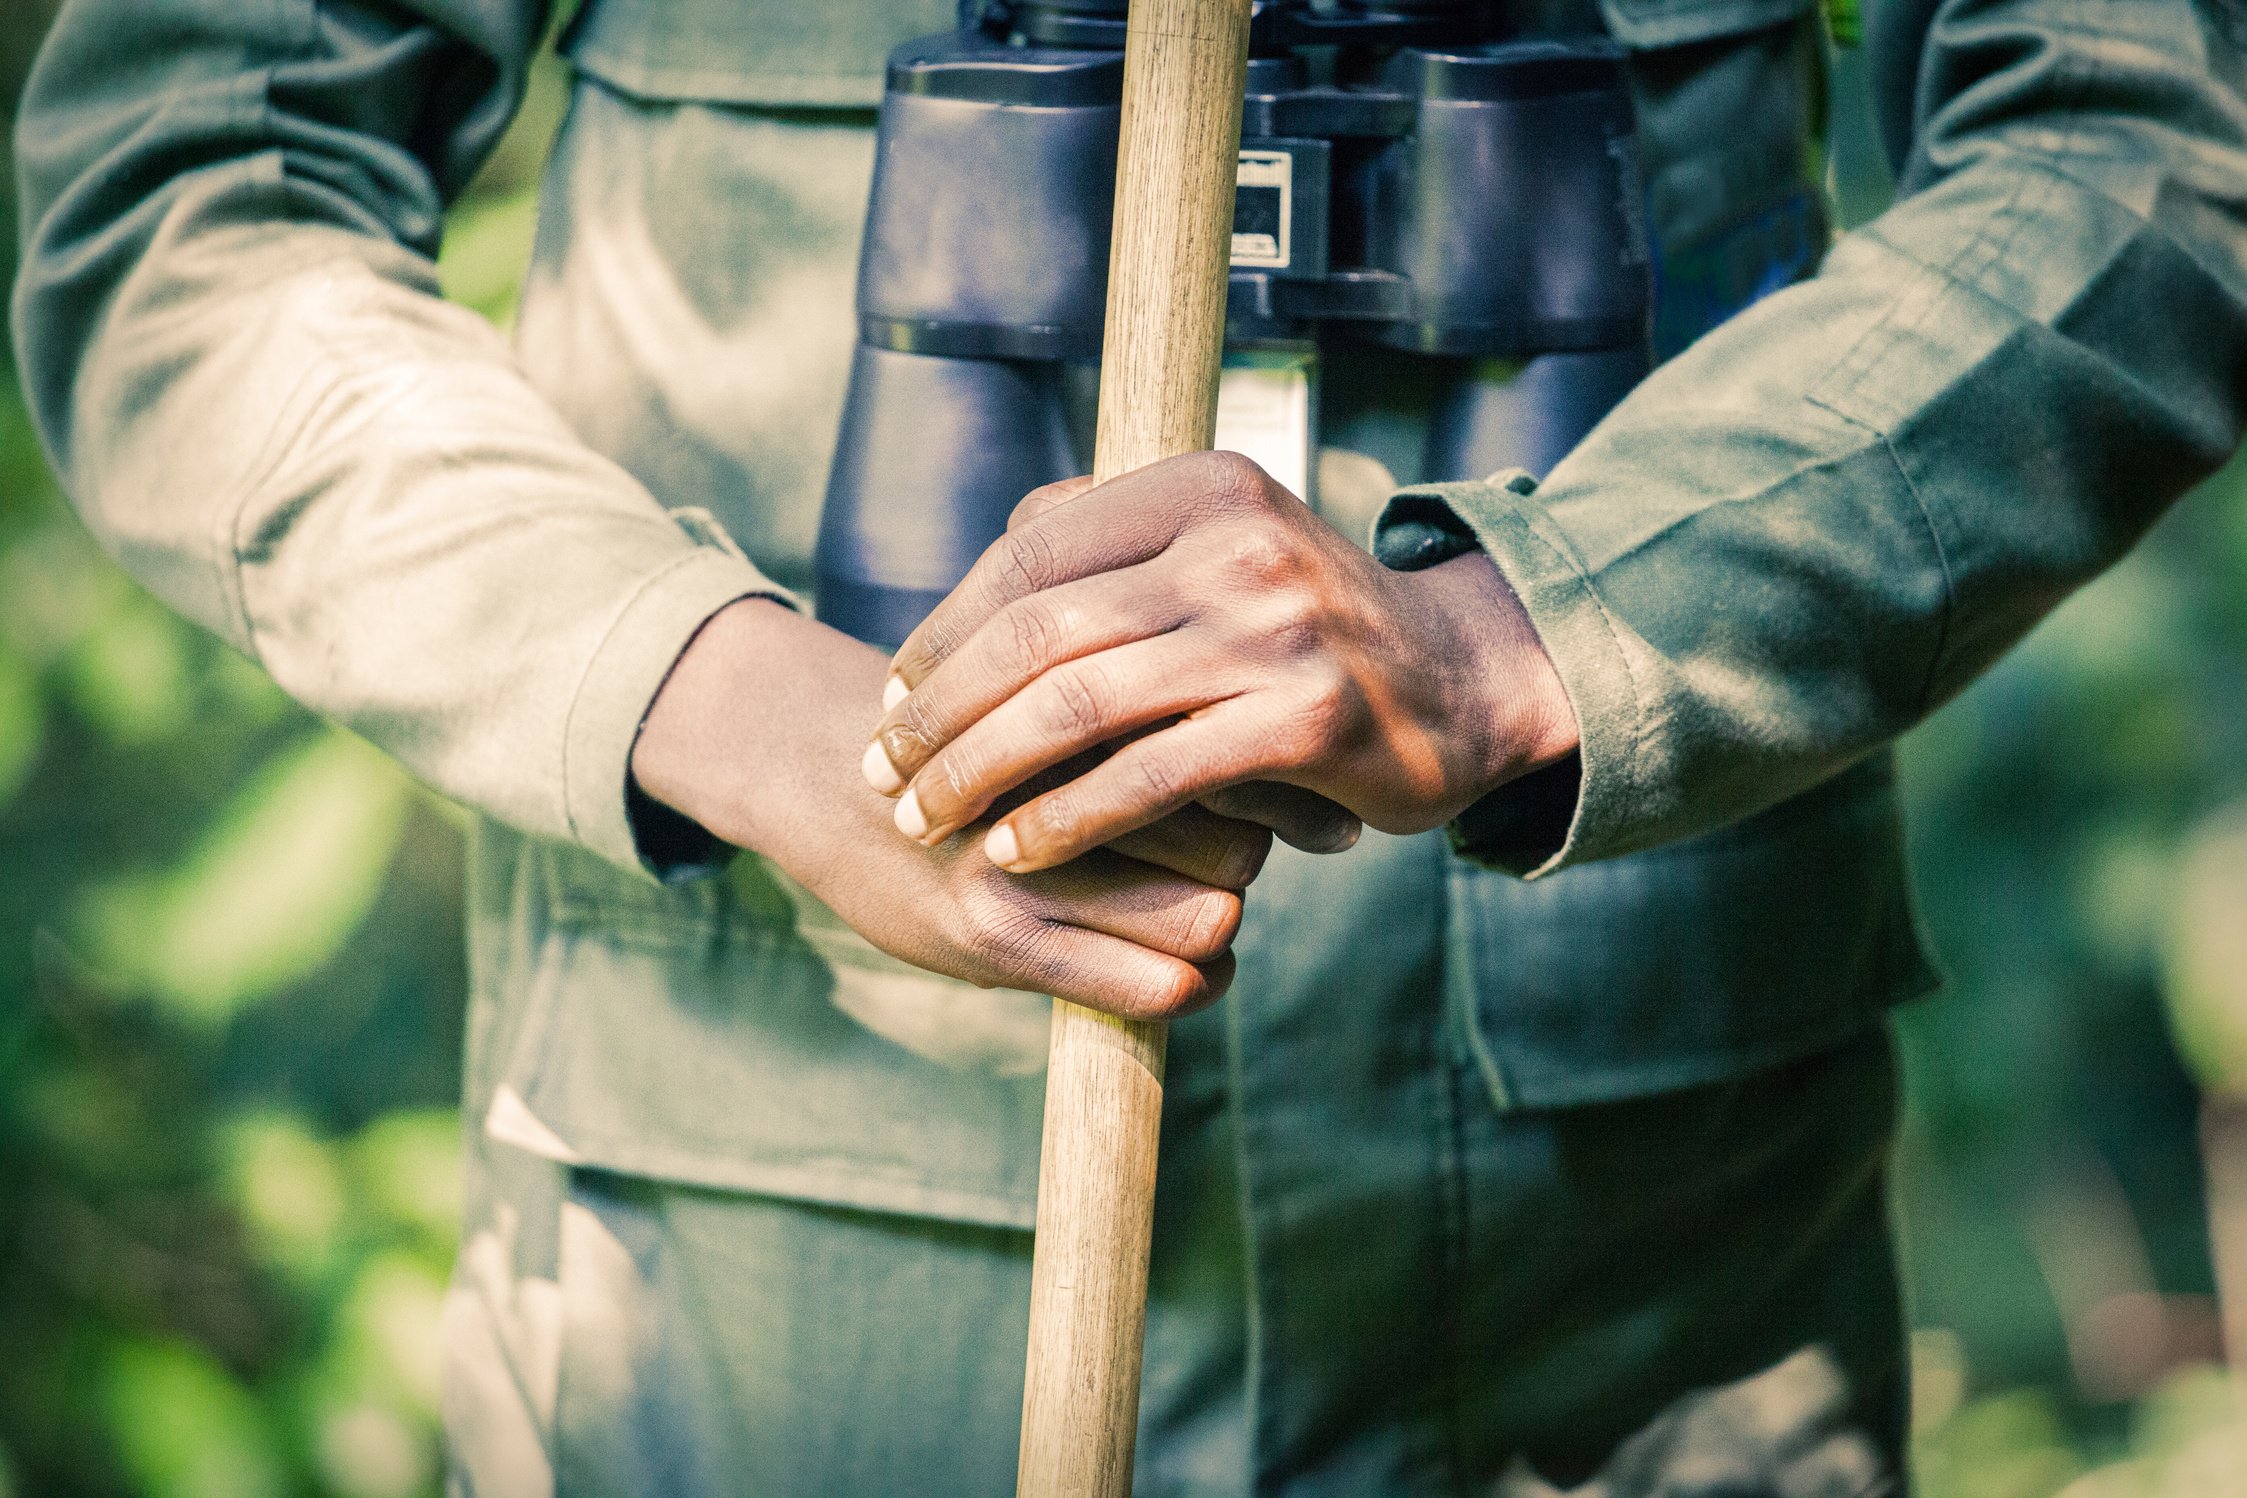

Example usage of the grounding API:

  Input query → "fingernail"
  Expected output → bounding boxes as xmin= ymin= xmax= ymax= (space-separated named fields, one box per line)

xmin=860 ymin=739 xmax=904 ymax=795
xmin=984 ymin=822 xmax=1021 ymax=869
xmin=894 ymin=787 xmax=930 ymax=841
xmin=883 ymin=674 xmax=910 ymax=712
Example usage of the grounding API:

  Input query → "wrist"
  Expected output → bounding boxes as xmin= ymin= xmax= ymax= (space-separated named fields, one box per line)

xmin=631 ymin=597 xmax=891 ymax=863
xmin=1414 ymin=552 xmax=1580 ymax=808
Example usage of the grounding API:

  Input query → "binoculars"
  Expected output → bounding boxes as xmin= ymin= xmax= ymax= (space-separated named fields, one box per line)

xmin=817 ymin=0 xmax=1654 ymax=648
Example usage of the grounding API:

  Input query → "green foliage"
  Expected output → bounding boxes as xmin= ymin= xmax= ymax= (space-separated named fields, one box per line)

xmin=74 ymin=734 xmax=414 ymax=1027
xmin=2160 ymin=807 xmax=2247 ymax=1098
xmin=0 ymin=21 xmax=510 ymax=1495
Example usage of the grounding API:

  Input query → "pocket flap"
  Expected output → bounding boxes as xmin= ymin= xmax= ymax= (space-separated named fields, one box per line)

xmin=484 ymin=837 xmax=1048 ymax=1230
xmin=1450 ymin=755 xmax=1937 ymax=1109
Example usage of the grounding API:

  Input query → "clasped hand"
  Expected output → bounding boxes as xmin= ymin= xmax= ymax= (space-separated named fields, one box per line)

xmin=864 ymin=451 xmax=1578 ymax=878
xmin=632 ymin=452 xmax=1574 ymax=1023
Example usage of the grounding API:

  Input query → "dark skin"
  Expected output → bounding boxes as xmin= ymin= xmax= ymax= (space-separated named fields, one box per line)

xmin=864 ymin=451 xmax=1581 ymax=874
xmin=630 ymin=594 xmax=1300 ymax=1020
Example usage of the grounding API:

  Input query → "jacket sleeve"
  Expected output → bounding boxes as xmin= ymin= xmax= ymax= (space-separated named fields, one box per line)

xmin=1377 ymin=0 xmax=2247 ymax=876
xmin=11 ymin=0 xmax=792 ymax=877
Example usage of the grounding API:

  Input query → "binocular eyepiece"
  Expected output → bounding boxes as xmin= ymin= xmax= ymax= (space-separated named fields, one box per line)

xmin=817 ymin=5 xmax=1655 ymax=649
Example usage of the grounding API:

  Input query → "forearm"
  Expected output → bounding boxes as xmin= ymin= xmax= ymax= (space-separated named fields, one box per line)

xmin=12 ymin=0 xmax=785 ymax=872
xmin=1392 ymin=0 xmax=2247 ymax=874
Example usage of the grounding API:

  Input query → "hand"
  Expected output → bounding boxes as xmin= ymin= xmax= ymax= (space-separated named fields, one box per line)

xmin=861 ymin=452 xmax=1579 ymax=874
xmin=630 ymin=597 xmax=1267 ymax=1019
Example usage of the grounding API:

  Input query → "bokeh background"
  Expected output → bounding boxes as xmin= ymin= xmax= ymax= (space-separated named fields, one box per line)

xmin=5 ymin=7 xmax=2247 ymax=1495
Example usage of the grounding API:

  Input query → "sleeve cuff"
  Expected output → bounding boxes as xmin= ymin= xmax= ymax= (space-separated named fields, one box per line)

xmin=1372 ymin=469 xmax=1651 ymax=879
xmin=561 ymin=523 xmax=802 ymax=882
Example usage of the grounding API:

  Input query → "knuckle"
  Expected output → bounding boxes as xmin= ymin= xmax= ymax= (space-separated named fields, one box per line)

xmin=1012 ymin=476 xmax=1090 ymax=530
xmin=1129 ymin=752 xmax=1183 ymax=810
xmin=996 ymin=527 xmax=1059 ymax=599
xmin=1018 ymin=797 xmax=1083 ymax=859
xmin=992 ymin=923 xmax=1054 ymax=978
xmin=1263 ymin=589 xmax=1323 ymax=653
xmin=1002 ymin=600 xmax=1059 ymax=675
xmin=890 ymin=694 xmax=944 ymax=760
xmin=951 ymin=892 xmax=1002 ymax=947
xmin=910 ymin=611 xmax=967 ymax=671
xmin=1043 ymin=664 xmax=1112 ymax=740
xmin=1202 ymin=450 xmax=1269 ymax=506
xmin=1216 ymin=523 xmax=1301 ymax=589
xmin=928 ymin=747 xmax=981 ymax=814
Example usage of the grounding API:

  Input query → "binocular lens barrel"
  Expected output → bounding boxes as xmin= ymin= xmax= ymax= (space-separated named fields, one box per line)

xmin=817 ymin=21 xmax=1654 ymax=649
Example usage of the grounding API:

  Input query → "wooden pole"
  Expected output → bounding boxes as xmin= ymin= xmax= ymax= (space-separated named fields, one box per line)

xmin=1015 ymin=1 xmax=1251 ymax=1493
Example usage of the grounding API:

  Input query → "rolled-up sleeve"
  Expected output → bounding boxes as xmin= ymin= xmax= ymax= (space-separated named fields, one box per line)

xmin=11 ymin=0 xmax=792 ymax=877
xmin=1381 ymin=0 xmax=2247 ymax=876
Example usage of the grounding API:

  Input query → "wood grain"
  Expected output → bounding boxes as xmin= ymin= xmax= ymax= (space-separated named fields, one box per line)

xmin=1015 ymin=1 xmax=1251 ymax=1493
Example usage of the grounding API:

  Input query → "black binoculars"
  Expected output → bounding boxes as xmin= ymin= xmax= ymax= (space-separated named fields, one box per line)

xmin=817 ymin=0 xmax=1655 ymax=649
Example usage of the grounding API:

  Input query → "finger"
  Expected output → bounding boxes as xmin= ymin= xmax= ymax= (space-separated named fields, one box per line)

xmin=1198 ymin=783 xmax=1362 ymax=855
xmin=866 ymin=562 xmax=1187 ymax=794
xmin=1009 ymin=474 xmax=1096 ymax=530
xmin=1023 ymin=850 xmax=1245 ymax=966
xmin=893 ymin=636 xmax=1224 ymax=845
xmin=1106 ymin=804 xmax=1273 ymax=889
xmin=958 ymin=857 xmax=1240 ymax=1019
xmin=990 ymin=920 xmax=1233 ymax=1022
xmin=887 ymin=450 xmax=1261 ymax=692
xmin=984 ymin=704 xmax=1294 ymax=874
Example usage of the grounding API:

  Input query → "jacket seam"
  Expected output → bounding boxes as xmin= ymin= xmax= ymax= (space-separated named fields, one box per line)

xmin=1827 ymin=15 xmax=2109 ymax=411
xmin=1876 ymin=430 xmax=1957 ymax=720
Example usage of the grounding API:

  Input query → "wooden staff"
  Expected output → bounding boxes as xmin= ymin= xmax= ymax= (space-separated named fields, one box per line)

xmin=1014 ymin=0 xmax=1252 ymax=1493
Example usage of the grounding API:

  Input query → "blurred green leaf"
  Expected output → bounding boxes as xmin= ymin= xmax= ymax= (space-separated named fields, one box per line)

xmin=2126 ymin=1362 xmax=2241 ymax=1464
xmin=62 ymin=595 xmax=194 ymax=746
xmin=0 ymin=517 xmax=130 ymax=667
xmin=2070 ymin=823 xmax=2175 ymax=971
xmin=74 ymin=731 xmax=413 ymax=1023
xmin=311 ymin=1400 xmax=435 ymax=1498
xmin=335 ymin=1251 xmax=448 ymax=1419
xmin=2160 ymin=803 xmax=2247 ymax=1098
xmin=223 ymin=1112 xmax=350 ymax=1286
xmin=350 ymin=1110 xmax=464 ymax=1249
xmin=1915 ymin=1389 xmax=2086 ymax=1498
xmin=2058 ymin=1364 xmax=2247 ymax=1497
xmin=101 ymin=1340 xmax=288 ymax=1498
